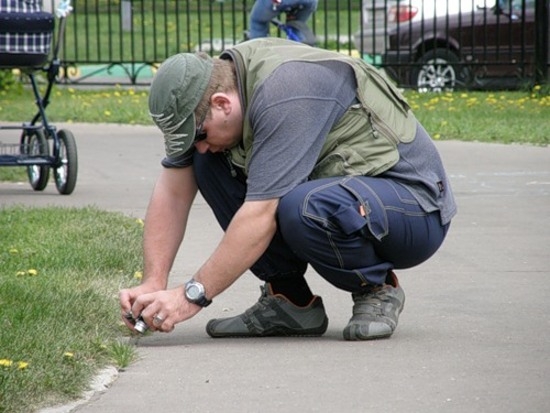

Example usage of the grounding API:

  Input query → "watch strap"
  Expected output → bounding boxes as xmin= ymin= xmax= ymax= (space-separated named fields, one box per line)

xmin=194 ymin=295 xmax=212 ymax=307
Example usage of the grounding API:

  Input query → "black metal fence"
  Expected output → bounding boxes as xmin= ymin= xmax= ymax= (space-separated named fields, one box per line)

xmin=39 ymin=0 xmax=548 ymax=90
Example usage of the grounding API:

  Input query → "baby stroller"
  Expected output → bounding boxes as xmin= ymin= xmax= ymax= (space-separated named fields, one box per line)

xmin=0 ymin=0 xmax=77 ymax=195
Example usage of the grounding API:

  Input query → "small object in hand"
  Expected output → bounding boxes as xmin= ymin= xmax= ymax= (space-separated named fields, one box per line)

xmin=124 ymin=311 xmax=136 ymax=325
xmin=125 ymin=311 xmax=148 ymax=334
xmin=134 ymin=316 xmax=149 ymax=334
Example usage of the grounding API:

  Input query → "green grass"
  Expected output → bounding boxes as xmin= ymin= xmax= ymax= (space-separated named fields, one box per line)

xmin=0 ymin=85 xmax=151 ymax=125
xmin=407 ymin=87 xmax=550 ymax=146
xmin=0 ymin=206 xmax=142 ymax=413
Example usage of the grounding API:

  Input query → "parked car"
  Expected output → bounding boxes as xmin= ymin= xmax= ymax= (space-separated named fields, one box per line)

xmin=383 ymin=0 xmax=536 ymax=91
xmin=353 ymin=0 xmax=479 ymax=56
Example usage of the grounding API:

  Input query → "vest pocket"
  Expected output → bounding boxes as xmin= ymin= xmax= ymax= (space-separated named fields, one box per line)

xmin=311 ymin=107 xmax=400 ymax=180
xmin=310 ymin=141 xmax=399 ymax=180
xmin=310 ymin=146 xmax=377 ymax=179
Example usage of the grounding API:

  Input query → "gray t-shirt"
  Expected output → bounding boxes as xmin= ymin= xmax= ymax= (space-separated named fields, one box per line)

xmin=245 ymin=60 xmax=356 ymax=200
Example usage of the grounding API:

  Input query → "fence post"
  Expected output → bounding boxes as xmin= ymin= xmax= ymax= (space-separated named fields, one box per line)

xmin=535 ymin=0 xmax=549 ymax=84
xmin=121 ymin=0 xmax=132 ymax=32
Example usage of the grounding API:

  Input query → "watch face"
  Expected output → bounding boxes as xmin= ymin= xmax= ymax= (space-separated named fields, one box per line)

xmin=187 ymin=283 xmax=201 ymax=300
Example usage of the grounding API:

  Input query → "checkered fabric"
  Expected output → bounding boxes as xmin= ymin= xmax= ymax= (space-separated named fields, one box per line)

xmin=1 ymin=0 xmax=42 ymax=12
xmin=0 ymin=1 xmax=54 ymax=56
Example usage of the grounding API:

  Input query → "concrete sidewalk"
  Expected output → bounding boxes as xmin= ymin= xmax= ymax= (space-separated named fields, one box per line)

xmin=2 ymin=124 xmax=549 ymax=413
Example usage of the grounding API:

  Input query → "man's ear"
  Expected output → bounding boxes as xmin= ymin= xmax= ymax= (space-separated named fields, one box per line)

xmin=211 ymin=93 xmax=231 ymax=113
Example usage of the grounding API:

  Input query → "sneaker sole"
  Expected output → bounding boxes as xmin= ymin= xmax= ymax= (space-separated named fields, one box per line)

xmin=343 ymin=297 xmax=405 ymax=341
xmin=206 ymin=317 xmax=329 ymax=338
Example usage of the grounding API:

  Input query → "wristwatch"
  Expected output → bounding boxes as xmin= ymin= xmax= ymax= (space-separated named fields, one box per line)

xmin=184 ymin=279 xmax=212 ymax=307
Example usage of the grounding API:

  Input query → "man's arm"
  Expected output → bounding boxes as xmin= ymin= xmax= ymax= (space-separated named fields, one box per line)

xmin=194 ymin=198 xmax=279 ymax=298
xmin=130 ymin=197 xmax=279 ymax=331
xmin=142 ymin=167 xmax=198 ymax=288
xmin=119 ymin=166 xmax=197 ymax=320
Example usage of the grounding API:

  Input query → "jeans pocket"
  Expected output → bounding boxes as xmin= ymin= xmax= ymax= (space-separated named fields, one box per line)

xmin=336 ymin=177 xmax=389 ymax=241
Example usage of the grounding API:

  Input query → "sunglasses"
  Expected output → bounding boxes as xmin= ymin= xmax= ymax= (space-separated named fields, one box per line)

xmin=194 ymin=110 xmax=208 ymax=143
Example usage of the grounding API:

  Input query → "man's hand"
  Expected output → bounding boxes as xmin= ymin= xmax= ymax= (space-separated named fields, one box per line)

xmin=119 ymin=281 xmax=164 ymax=331
xmin=129 ymin=286 xmax=202 ymax=333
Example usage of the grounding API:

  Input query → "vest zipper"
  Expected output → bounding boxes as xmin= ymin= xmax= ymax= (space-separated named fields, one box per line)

xmin=224 ymin=151 xmax=238 ymax=178
xmin=366 ymin=109 xmax=401 ymax=146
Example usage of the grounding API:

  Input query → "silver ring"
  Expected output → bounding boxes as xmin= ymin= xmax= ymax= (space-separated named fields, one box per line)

xmin=153 ymin=315 xmax=164 ymax=326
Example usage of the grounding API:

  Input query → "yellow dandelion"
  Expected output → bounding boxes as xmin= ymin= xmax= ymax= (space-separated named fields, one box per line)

xmin=135 ymin=218 xmax=144 ymax=227
xmin=27 ymin=269 xmax=38 ymax=276
xmin=134 ymin=271 xmax=143 ymax=280
xmin=9 ymin=248 xmax=18 ymax=254
xmin=17 ymin=361 xmax=29 ymax=370
xmin=433 ymin=133 xmax=441 ymax=140
xmin=104 ymin=110 xmax=112 ymax=117
xmin=63 ymin=352 xmax=74 ymax=359
xmin=0 ymin=359 xmax=13 ymax=367
xmin=16 ymin=271 xmax=26 ymax=276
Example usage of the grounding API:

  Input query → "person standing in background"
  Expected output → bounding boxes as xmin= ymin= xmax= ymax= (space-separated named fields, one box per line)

xmin=248 ymin=0 xmax=318 ymax=39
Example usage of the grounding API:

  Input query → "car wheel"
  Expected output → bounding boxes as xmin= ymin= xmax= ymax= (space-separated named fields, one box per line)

xmin=412 ymin=48 xmax=470 ymax=93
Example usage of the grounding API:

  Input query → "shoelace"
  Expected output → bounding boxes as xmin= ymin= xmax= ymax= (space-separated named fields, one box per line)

xmin=245 ymin=286 xmax=272 ymax=314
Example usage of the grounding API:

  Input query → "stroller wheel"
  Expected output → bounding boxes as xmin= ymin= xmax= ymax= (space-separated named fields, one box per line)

xmin=54 ymin=129 xmax=78 ymax=195
xmin=22 ymin=129 xmax=50 ymax=191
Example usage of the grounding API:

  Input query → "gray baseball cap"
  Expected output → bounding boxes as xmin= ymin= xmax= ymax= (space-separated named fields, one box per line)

xmin=149 ymin=53 xmax=214 ymax=158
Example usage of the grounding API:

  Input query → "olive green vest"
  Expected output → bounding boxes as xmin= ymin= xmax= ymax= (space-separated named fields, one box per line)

xmin=221 ymin=38 xmax=418 ymax=179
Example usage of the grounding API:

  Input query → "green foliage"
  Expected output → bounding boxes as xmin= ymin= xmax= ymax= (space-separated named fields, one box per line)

xmin=0 ymin=206 xmax=143 ymax=413
xmin=0 ymin=70 xmax=21 ymax=93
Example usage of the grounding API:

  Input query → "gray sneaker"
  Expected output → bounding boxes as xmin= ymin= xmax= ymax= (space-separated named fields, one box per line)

xmin=206 ymin=284 xmax=329 ymax=338
xmin=343 ymin=271 xmax=405 ymax=341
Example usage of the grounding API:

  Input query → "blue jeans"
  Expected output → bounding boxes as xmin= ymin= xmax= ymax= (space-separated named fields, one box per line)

xmin=194 ymin=151 xmax=449 ymax=292
xmin=248 ymin=0 xmax=318 ymax=39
